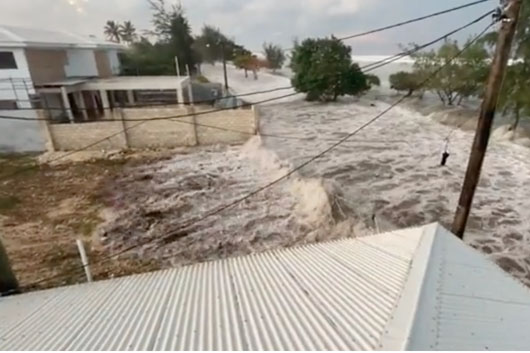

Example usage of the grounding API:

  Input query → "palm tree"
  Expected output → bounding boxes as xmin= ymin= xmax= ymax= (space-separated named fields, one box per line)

xmin=119 ymin=21 xmax=137 ymax=45
xmin=104 ymin=20 xmax=121 ymax=43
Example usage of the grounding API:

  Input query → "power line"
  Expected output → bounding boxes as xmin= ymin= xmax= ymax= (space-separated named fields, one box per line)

xmin=0 ymin=10 xmax=494 ymax=189
xmin=339 ymin=0 xmax=492 ymax=41
xmin=4 ymin=21 xmax=494 ymax=296
xmin=0 ymin=85 xmax=295 ymax=112
xmin=360 ymin=10 xmax=494 ymax=72
xmin=0 ymin=10 xmax=494 ymax=124
xmin=0 ymin=91 xmax=299 ymax=183
xmin=0 ymin=1 xmax=492 ymax=115
xmin=285 ymin=0 xmax=492 ymax=51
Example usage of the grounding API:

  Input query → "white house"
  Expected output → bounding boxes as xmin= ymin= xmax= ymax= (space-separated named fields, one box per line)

xmin=0 ymin=25 xmax=123 ymax=110
xmin=0 ymin=25 xmax=191 ymax=152
xmin=0 ymin=25 xmax=123 ymax=152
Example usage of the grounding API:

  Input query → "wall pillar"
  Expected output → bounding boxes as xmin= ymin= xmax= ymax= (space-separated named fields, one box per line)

xmin=127 ymin=90 xmax=135 ymax=105
xmin=61 ymin=87 xmax=74 ymax=123
xmin=99 ymin=90 xmax=110 ymax=109
xmin=109 ymin=90 xmax=116 ymax=108
xmin=177 ymin=86 xmax=185 ymax=105
xmin=76 ymin=92 xmax=88 ymax=121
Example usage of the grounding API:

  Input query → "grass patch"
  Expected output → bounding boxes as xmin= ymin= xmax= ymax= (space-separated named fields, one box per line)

xmin=0 ymin=195 xmax=20 ymax=212
xmin=0 ymin=153 xmax=39 ymax=179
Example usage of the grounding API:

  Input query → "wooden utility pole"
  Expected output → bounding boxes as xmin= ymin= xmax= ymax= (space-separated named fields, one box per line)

xmin=452 ymin=0 xmax=522 ymax=239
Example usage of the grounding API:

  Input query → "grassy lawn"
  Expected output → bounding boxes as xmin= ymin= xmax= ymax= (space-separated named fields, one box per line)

xmin=0 ymin=153 xmax=161 ymax=292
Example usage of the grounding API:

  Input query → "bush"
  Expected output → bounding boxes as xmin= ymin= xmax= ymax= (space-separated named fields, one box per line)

xmin=263 ymin=43 xmax=285 ymax=72
xmin=366 ymin=74 xmax=381 ymax=88
xmin=389 ymin=71 xmax=421 ymax=95
xmin=290 ymin=37 xmax=370 ymax=102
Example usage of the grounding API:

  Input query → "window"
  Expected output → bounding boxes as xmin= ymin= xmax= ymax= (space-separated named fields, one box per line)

xmin=0 ymin=52 xmax=17 ymax=69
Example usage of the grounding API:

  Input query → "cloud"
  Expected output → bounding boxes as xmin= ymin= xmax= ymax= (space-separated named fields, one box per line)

xmin=0 ymin=0 xmax=494 ymax=54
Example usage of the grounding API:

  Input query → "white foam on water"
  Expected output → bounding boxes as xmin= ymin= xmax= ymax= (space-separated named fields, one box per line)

xmin=99 ymin=64 xmax=530 ymax=287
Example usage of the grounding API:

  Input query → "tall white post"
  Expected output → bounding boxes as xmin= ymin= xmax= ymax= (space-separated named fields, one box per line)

xmin=186 ymin=65 xmax=194 ymax=106
xmin=175 ymin=56 xmax=181 ymax=77
xmin=76 ymin=239 xmax=92 ymax=283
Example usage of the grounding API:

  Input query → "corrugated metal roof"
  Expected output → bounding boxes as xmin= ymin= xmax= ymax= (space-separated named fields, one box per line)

xmin=0 ymin=227 xmax=422 ymax=350
xmin=381 ymin=224 xmax=530 ymax=350
xmin=1 ymin=223 xmax=530 ymax=350
xmin=0 ymin=25 xmax=123 ymax=49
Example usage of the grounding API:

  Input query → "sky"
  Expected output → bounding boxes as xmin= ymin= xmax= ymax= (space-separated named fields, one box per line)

xmin=0 ymin=0 xmax=495 ymax=54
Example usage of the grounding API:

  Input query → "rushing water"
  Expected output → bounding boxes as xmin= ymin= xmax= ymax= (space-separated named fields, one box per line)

xmin=101 ymin=63 xmax=530 ymax=287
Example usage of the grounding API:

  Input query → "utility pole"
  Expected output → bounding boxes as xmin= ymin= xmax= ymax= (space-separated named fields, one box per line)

xmin=452 ymin=0 xmax=522 ymax=239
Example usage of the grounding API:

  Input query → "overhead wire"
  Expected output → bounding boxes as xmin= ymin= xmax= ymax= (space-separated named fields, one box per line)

xmin=284 ymin=0 xmax=492 ymax=50
xmin=0 ymin=10 xmax=495 ymax=126
xmin=0 ymin=91 xmax=300 ymax=182
xmin=3 ymin=20 xmax=496 ymax=296
xmin=0 ymin=0 xmax=493 ymax=114
xmin=360 ymin=10 xmax=495 ymax=72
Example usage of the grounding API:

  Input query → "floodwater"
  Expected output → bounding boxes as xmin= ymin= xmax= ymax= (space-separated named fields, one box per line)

xmin=101 ymin=95 xmax=530 ymax=286
xmin=101 ymin=63 xmax=530 ymax=286
xmin=258 ymin=96 xmax=530 ymax=285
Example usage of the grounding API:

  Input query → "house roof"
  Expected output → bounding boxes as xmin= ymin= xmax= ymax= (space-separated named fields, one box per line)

xmin=0 ymin=25 xmax=124 ymax=50
xmin=0 ymin=223 xmax=529 ymax=350
xmin=80 ymin=76 xmax=191 ymax=91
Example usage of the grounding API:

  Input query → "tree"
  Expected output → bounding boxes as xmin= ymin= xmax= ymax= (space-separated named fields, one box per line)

xmin=194 ymin=26 xmax=236 ymax=64
xmin=366 ymin=74 xmax=381 ymax=88
xmin=148 ymin=0 xmax=196 ymax=73
xmin=263 ymin=43 xmax=285 ymax=72
xmin=120 ymin=37 xmax=176 ymax=75
xmin=411 ymin=39 xmax=488 ymax=105
xmin=389 ymin=71 xmax=422 ymax=96
xmin=498 ymin=63 xmax=530 ymax=132
xmin=119 ymin=21 xmax=138 ymax=45
xmin=290 ymin=37 xmax=370 ymax=102
xmin=104 ymin=20 xmax=121 ymax=43
xmin=233 ymin=53 xmax=253 ymax=78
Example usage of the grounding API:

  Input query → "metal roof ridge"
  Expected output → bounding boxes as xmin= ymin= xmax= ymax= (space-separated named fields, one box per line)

xmin=378 ymin=222 xmax=441 ymax=350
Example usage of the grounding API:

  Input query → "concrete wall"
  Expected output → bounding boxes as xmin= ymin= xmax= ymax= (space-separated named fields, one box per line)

xmin=196 ymin=107 xmax=257 ymax=145
xmin=25 ymin=49 xmax=68 ymax=85
xmin=0 ymin=110 xmax=46 ymax=152
xmin=44 ymin=106 xmax=257 ymax=151
xmin=0 ymin=47 xmax=35 ymax=108
xmin=65 ymin=49 xmax=98 ymax=78
xmin=122 ymin=107 xmax=196 ymax=148
xmin=48 ymin=120 xmax=126 ymax=151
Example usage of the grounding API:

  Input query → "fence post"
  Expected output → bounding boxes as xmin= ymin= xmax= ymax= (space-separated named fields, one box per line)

xmin=0 ymin=235 xmax=19 ymax=296
xmin=118 ymin=108 xmax=130 ymax=149
xmin=37 ymin=109 xmax=56 ymax=152
xmin=76 ymin=239 xmax=93 ymax=283
xmin=252 ymin=105 xmax=260 ymax=135
xmin=186 ymin=65 xmax=199 ymax=146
